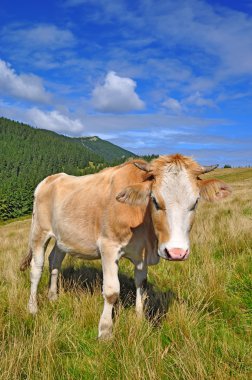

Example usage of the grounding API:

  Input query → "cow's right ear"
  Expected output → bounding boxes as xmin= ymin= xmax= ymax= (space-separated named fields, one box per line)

xmin=116 ymin=182 xmax=151 ymax=205
xmin=199 ymin=179 xmax=232 ymax=202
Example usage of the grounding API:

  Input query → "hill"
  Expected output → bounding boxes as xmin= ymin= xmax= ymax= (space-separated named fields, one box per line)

xmin=0 ymin=167 xmax=251 ymax=379
xmin=0 ymin=117 xmax=133 ymax=221
xmin=75 ymin=136 xmax=135 ymax=162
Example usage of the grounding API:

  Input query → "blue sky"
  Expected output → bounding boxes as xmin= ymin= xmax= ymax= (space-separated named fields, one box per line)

xmin=0 ymin=0 xmax=252 ymax=165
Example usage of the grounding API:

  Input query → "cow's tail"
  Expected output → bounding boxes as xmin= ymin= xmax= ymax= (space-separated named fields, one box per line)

xmin=20 ymin=210 xmax=35 ymax=271
xmin=20 ymin=247 xmax=33 ymax=271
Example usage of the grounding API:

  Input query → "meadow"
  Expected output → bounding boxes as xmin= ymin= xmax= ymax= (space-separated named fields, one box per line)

xmin=0 ymin=168 xmax=251 ymax=379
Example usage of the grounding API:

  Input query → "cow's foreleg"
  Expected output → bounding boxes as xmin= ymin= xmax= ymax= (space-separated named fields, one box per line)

xmin=134 ymin=262 xmax=147 ymax=318
xmin=98 ymin=244 xmax=120 ymax=339
xmin=48 ymin=244 xmax=66 ymax=301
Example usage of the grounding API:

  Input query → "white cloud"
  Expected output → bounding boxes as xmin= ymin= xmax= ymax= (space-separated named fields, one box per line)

xmin=149 ymin=0 xmax=252 ymax=78
xmin=0 ymin=60 xmax=50 ymax=103
xmin=162 ymin=93 xmax=215 ymax=113
xmin=162 ymin=97 xmax=182 ymax=113
xmin=185 ymin=91 xmax=216 ymax=108
xmin=81 ymin=113 xmax=225 ymax=135
xmin=1 ymin=24 xmax=75 ymax=50
xmin=0 ymin=24 xmax=76 ymax=70
xmin=63 ymin=0 xmax=252 ymax=85
xmin=26 ymin=108 xmax=84 ymax=134
xmin=92 ymin=71 xmax=145 ymax=113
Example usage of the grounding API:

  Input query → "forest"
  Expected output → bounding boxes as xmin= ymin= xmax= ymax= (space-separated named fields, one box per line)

xmin=0 ymin=117 xmax=134 ymax=221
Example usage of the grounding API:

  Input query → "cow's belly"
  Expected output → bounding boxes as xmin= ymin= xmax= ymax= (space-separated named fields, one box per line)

xmin=56 ymin=238 xmax=101 ymax=259
xmin=52 ymin=216 xmax=100 ymax=260
xmin=68 ymin=251 xmax=101 ymax=260
xmin=50 ymin=192 xmax=102 ymax=258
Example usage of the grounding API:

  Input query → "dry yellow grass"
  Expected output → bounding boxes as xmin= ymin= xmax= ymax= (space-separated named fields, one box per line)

xmin=0 ymin=168 xmax=251 ymax=379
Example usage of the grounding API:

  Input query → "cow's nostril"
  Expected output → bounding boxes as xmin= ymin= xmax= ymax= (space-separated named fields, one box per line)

xmin=165 ymin=248 xmax=172 ymax=259
xmin=183 ymin=249 xmax=189 ymax=259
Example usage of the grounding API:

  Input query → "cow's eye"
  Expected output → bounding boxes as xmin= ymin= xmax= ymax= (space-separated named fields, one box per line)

xmin=151 ymin=195 xmax=161 ymax=210
xmin=190 ymin=198 xmax=199 ymax=211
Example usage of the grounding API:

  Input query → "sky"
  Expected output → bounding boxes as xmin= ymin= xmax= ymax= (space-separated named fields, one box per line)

xmin=0 ymin=0 xmax=252 ymax=166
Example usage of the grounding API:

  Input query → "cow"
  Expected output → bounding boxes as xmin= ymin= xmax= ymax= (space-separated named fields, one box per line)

xmin=20 ymin=154 xmax=231 ymax=339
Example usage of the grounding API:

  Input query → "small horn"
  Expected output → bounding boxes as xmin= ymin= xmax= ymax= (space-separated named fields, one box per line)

xmin=134 ymin=162 xmax=150 ymax=172
xmin=200 ymin=164 xmax=219 ymax=174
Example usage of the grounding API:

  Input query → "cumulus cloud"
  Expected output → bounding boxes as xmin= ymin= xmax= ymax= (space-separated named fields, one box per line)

xmin=92 ymin=71 xmax=145 ymax=113
xmin=27 ymin=108 xmax=84 ymax=134
xmin=0 ymin=59 xmax=50 ymax=103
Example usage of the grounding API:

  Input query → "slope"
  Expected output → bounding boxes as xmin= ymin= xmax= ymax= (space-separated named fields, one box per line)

xmin=76 ymin=136 xmax=135 ymax=162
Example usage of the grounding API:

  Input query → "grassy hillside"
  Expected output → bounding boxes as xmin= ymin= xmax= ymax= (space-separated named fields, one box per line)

xmin=0 ymin=168 xmax=251 ymax=379
xmin=75 ymin=136 xmax=135 ymax=162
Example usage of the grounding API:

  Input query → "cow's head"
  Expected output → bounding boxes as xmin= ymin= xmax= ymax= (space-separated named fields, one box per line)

xmin=116 ymin=154 xmax=231 ymax=261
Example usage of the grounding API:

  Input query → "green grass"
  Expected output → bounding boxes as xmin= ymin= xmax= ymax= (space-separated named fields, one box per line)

xmin=207 ymin=167 xmax=252 ymax=182
xmin=0 ymin=214 xmax=31 ymax=226
xmin=0 ymin=168 xmax=252 ymax=379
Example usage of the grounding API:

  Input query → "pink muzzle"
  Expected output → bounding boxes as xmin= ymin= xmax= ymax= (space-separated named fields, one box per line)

xmin=165 ymin=248 xmax=189 ymax=261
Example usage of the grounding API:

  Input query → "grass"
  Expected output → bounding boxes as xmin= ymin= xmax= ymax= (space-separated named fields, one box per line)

xmin=0 ymin=214 xmax=31 ymax=226
xmin=0 ymin=167 xmax=251 ymax=379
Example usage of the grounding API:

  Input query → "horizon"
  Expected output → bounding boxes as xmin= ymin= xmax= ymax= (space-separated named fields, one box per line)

xmin=2 ymin=115 xmax=251 ymax=168
xmin=0 ymin=0 xmax=252 ymax=166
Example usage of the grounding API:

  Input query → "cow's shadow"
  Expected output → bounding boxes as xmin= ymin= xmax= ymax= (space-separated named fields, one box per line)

xmin=61 ymin=265 xmax=175 ymax=325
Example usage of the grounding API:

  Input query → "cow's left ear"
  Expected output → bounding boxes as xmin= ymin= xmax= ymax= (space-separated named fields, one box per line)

xmin=198 ymin=179 xmax=232 ymax=202
xmin=116 ymin=182 xmax=151 ymax=205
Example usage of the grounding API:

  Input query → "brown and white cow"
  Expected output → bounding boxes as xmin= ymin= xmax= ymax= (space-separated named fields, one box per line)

xmin=20 ymin=154 xmax=231 ymax=339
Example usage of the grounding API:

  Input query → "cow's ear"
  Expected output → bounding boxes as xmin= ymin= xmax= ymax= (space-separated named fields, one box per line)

xmin=116 ymin=182 xmax=151 ymax=205
xmin=199 ymin=179 xmax=232 ymax=202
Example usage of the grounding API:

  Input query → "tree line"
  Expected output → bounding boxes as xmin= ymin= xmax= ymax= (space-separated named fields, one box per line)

xmin=0 ymin=118 xmax=106 ymax=221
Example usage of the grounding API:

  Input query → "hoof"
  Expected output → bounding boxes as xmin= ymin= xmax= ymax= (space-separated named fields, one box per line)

xmin=136 ymin=309 xmax=144 ymax=319
xmin=28 ymin=302 xmax=38 ymax=315
xmin=98 ymin=322 xmax=113 ymax=341
xmin=48 ymin=291 xmax=58 ymax=301
xmin=98 ymin=331 xmax=113 ymax=341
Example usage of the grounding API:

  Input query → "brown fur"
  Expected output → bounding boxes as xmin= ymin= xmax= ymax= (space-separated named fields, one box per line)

xmin=116 ymin=182 xmax=151 ymax=205
xmin=149 ymin=154 xmax=203 ymax=176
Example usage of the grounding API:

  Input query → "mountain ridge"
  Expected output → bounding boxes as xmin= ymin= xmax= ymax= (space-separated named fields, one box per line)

xmin=74 ymin=135 xmax=135 ymax=162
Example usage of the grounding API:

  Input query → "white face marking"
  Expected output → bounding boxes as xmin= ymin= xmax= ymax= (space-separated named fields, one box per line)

xmin=158 ymin=167 xmax=199 ymax=258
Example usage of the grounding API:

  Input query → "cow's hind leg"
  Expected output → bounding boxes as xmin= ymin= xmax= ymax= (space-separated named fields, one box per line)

xmin=98 ymin=242 xmax=120 ymax=340
xmin=48 ymin=244 xmax=66 ymax=301
xmin=134 ymin=261 xmax=147 ymax=318
xmin=28 ymin=234 xmax=50 ymax=314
